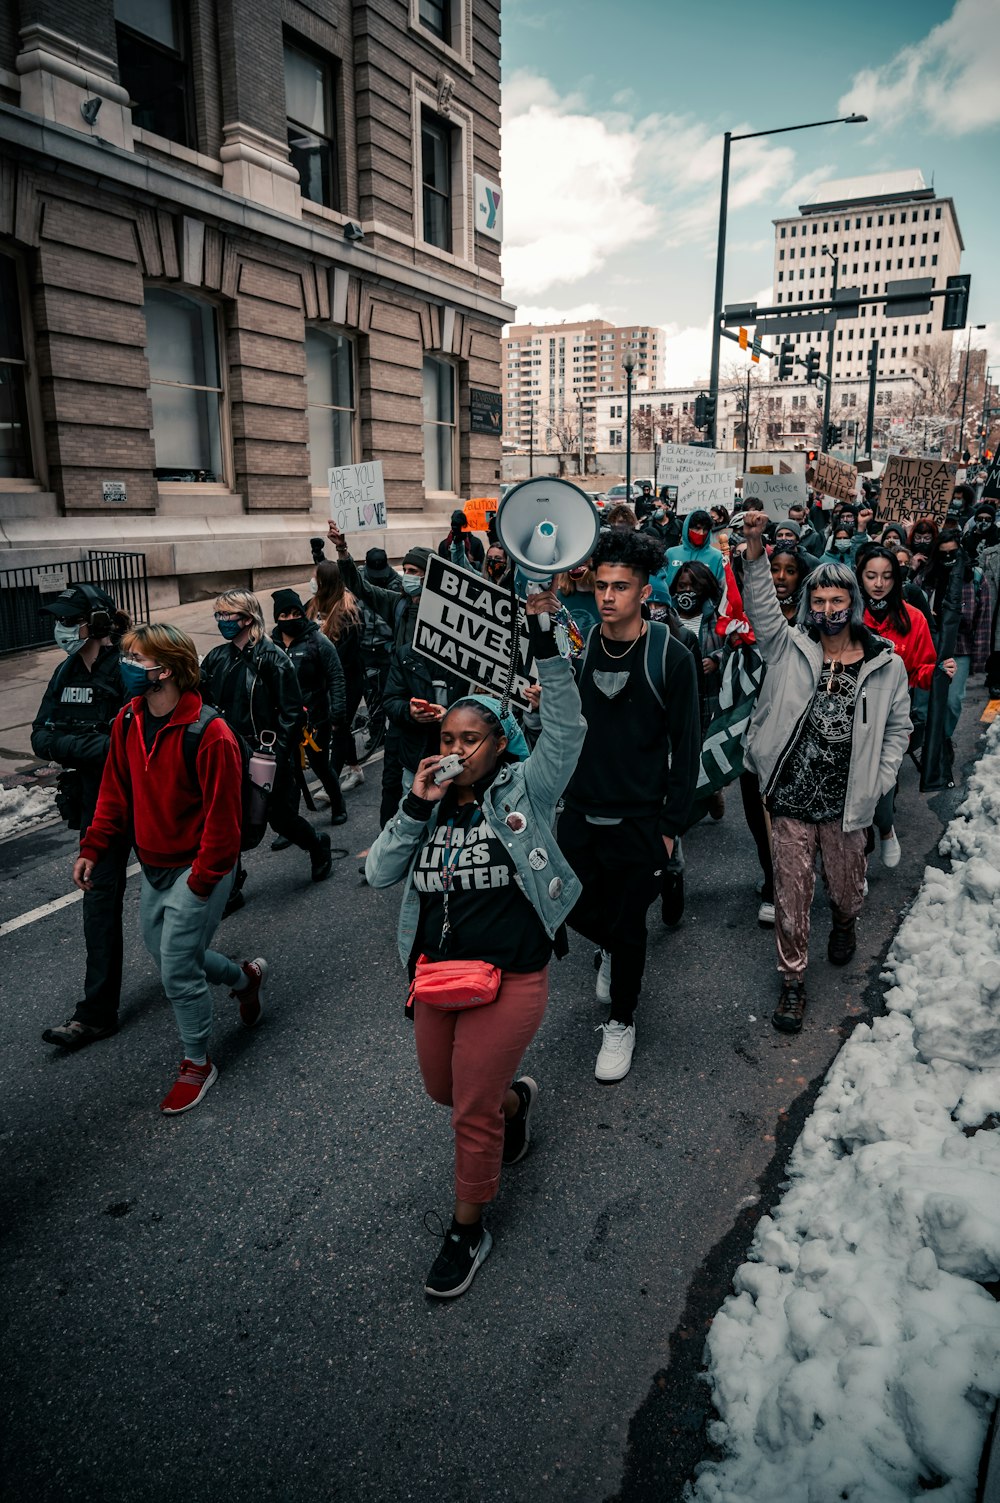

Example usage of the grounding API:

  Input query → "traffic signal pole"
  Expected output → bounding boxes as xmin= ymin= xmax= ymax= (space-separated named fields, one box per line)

xmin=821 ymin=255 xmax=838 ymax=445
xmin=864 ymin=340 xmax=879 ymax=458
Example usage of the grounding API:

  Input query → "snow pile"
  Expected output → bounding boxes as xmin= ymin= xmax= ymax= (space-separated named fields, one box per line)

xmin=0 ymin=781 xmax=57 ymax=841
xmin=689 ymin=726 xmax=1000 ymax=1503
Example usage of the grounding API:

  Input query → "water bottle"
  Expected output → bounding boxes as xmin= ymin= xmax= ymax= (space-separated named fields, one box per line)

xmin=248 ymin=730 xmax=277 ymax=825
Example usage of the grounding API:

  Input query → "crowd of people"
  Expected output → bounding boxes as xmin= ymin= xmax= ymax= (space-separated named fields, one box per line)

xmin=29 ymin=473 xmax=995 ymax=1296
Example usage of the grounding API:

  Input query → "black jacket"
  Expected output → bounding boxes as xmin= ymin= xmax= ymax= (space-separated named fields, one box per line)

xmin=270 ymin=619 xmax=346 ymax=727
xmin=338 ymin=553 xmax=415 ymax=654
xmin=383 ymin=647 xmax=468 ymax=773
xmin=438 ymin=531 xmax=485 ymax=569
xmin=31 ymin=645 xmax=127 ymax=827
xmin=640 ymin=515 xmax=682 ymax=551
xmin=200 ymin=635 xmax=305 ymax=759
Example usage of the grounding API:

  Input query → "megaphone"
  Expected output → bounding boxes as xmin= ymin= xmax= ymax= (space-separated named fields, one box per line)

xmin=495 ymin=478 xmax=602 ymax=630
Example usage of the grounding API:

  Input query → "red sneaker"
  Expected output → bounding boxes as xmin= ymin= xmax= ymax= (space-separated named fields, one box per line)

xmin=233 ymin=957 xmax=268 ymax=1028
xmin=160 ymin=1059 xmax=217 ymax=1115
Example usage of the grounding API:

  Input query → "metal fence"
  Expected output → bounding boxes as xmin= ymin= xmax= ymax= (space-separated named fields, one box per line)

xmin=0 ymin=550 xmax=149 ymax=655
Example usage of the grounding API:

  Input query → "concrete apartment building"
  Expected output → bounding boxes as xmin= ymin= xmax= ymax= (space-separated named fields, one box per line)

xmin=0 ymin=0 xmax=509 ymax=604
xmin=772 ymin=170 xmax=960 ymax=391
xmin=501 ymin=319 xmax=664 ymax=455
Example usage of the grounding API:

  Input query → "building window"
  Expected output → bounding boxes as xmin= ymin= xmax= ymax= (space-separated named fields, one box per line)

xmin=144 ymin=287 xmax=224 ymax=482
xmin=305 ymin=329 xmax=355 ymax=489
xmin=284 ymin=40 xmax=338 ymax=209
xmin=418 ymin=0 xmax=452 ymax=43
xmin=0 ymin=253 xmax=33 ymax=480
xmin=421 ymin=108 xmax=454 ymax=252
xmin=423 ymin=356 xmax=456 ymax=492
xmin=115 ymin=0 xmax=192 ymax=147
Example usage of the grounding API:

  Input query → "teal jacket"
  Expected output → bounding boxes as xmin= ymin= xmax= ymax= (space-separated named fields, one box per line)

xmin=365 ymin=652 xmax=586 ymax=966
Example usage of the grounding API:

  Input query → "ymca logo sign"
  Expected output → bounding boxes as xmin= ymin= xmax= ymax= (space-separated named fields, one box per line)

xmin=473 ymin=174 xmax=503 ymax=242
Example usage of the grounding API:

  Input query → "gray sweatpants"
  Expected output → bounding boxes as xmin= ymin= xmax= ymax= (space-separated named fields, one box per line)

xmin=139 ymin=867 xmax=241 ymax=1058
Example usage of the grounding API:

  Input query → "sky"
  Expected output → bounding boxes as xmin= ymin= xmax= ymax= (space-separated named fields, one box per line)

xmin=499 ymin=0 xmax=1000 ymax=387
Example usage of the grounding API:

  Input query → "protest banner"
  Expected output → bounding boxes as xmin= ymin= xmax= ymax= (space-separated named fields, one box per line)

xmin=980 ymin=449 xmax=1000 ymax=504
xmin=412 ymin=556 xmax=536 ymax=709
xmin=741 ymin=470 xmax=809 ymax=517
xmin=656 ymin=444 xmax=733 ymax=513
xmin=328 ymin=460 xmax=386 ymax=532
xmin=879 ymin=455 xmax=956 ymax=523
xmin=463 ymin=496 xmax=497 ymax=531
xmin=813 ymin=451 xmax=858 ymax=504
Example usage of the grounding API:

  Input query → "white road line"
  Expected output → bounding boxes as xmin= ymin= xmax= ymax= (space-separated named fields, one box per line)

xmin=0 ymin=862 xmax=141 ymax=938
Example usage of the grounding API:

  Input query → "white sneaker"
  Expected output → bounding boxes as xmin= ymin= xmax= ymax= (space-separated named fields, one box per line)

xmin=862 ymin=876 xmax=869 ymax=897
xmin=340 ymin=767 xmax=365 ymax=791
xmin=594 ymin=949 xmax=611 ymax=1003
xmin=880 ymin=829 xmax=901 ymax=869
xmin=595 ymin=1021 xmax=635 ymax=1082
xmin=757 ymin=900 xmax=775 ymax=927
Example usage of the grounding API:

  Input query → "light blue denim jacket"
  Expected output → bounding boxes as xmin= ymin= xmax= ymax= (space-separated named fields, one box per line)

xmin=365 ymin=652 xmax=586 ymax=966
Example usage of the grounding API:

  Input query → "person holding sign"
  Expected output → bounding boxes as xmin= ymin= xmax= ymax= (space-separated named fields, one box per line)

xmin=741 ymin=512 xmax=910 ymax=1036
xmin=438 ymin=509 xmax=485 ymax=573
xmin=364 ymin=593 xmax=585 ymax=1299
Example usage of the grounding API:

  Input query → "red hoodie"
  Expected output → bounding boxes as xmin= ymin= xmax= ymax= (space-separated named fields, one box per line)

xmin=863 ymin=605 xmax=936 ymax=689
xmin=80 ymin=690 xmax=242 ymax=897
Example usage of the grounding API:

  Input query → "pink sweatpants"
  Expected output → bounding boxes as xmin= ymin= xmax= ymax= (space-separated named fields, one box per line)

xmin=771 ymin=816 xmax=867 ymax=982
xmin=413 ymin=967 xmax=549 ymax=1203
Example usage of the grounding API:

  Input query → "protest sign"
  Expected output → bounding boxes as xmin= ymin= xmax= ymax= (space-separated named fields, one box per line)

xmin=328 ymin=461 xmax=386 ymax=532
xmin=463 ymin=497 xmax=497 ymax=531
xmin=748 ymin=465 xmax=773 ymax=475
xmin=879 ymin=455 xmax=956 ymax=523
xmin=656 ymin=444 xmax=732 ymax=513
xmin=981 ymin=449 xmax=1000 ymax=504
xmin=741 ymin=471 xmax=809 ymax=517
xmin=412 ymin=556 xmax=536 ymax=709
xmin=813 ymin=451 xmax=858 ymax=504
xmin=673 ymin=474 xmax=736 ymax=515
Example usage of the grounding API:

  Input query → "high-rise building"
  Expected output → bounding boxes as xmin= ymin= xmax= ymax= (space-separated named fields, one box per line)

xmin=772 ymin=170 xmax=961 ymax=391
xmin=0 ymin=0 xmax=509 ymax=603
xmin=501 ymin=320 xmax=664 ymax=452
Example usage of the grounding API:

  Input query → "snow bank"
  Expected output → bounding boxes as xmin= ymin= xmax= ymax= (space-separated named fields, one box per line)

xmin=0 ymin=781 xmax=57 ymax=841
xmin=688 ymin=726 xmax=1000 ymax=1503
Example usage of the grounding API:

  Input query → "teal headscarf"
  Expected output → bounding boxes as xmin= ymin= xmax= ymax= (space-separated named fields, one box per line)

xmin=446 ymin=693 xmax=530 ymax=761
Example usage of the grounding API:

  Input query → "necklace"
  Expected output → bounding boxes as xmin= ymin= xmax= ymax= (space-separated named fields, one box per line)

xmin=600 ymin=625 xmax=645 ymax=659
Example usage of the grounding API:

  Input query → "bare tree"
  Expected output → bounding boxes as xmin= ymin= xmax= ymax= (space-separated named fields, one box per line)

xmin=543 ymin=406 xmax=582 ymax=477
xmin=630 ymin=405 xmax=657 ymax=451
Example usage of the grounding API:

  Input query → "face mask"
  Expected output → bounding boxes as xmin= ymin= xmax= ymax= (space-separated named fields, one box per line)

xmin=568 ymin=566 xmax=588 ymax=580
xmin=974 ymin=518 xmax=993 ymax=533
xmin=653 ymin=509 xmax=665 ymax=522
xmin=486 ymin=558 xmax=505 ymax=578
xmin=688 ymin=529 xmax=708 ymax=548
xmin=401 ymin=574 xmax=422 ymax=596
xmin=939 ymin=553 xmax=958 ymax=570
xmin=120 ymin=659 xmax=162 ymax=695
xmin=674 ymin=591 xmax=701 ymax=615
xmin=833 ymin=539 xmax=852 ymax=553
xmin=54 ymin=621 xmax=82 ymax=655
xmin=913 ymin=535 xmax=933 ymax=549
xmin=217 ymin=618 xmax=244 ymax=640
xmin=308 ymin=578 xmax=319 ymax=597
xmin=865 ymin=595 xmax=890 ymax=616
xmin=279 ymin=617 xmax=308 ymax=639
xmin=808 ymin=606 xmax=852 ymax=636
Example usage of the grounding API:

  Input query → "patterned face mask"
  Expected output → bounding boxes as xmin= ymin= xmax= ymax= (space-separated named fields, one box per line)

xmin=808 ymin=606 xmax=851 ymax=636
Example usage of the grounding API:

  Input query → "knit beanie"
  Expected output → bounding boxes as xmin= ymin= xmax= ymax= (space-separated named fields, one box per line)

xmin=402 ymin=546 xmax=433 ymax=572
xmin=272 ymin=587 xmax=306 ymax=618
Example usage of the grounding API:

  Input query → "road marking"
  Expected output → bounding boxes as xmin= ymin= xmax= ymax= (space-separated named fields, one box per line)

xmin=0 ymin=863 xmax=141 ymax=938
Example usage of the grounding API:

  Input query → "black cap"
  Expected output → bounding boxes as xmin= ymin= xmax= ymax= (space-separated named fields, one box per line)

xmin=364 ymin=547 xmax=393 ymax=581
xmin=271 ymin=588 xmax=306 ymax=619
xmin=41 ymin=583 xmax=114 ymax=621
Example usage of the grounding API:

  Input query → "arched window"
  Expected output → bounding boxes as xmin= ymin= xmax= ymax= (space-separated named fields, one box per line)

xmin=305 ymin=329 xmax=355 ymax=489
xmin=144 ymin=288 xmax=224 ymax=481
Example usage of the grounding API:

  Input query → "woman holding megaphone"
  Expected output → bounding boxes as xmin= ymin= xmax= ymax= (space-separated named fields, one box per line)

xmin=365 ymin=592 xmax=585 ymax=1299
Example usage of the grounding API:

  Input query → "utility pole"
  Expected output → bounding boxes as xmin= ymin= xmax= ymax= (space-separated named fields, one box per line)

xmin=742 ymin=368 xmax=751 ymax=471
xmin=577 ymin=395 xmax=585 ymax=478
xmin=528 ymin=398 xmax=534 ymax=478
xmin=821 ymin=251 xmax=838 ymax=444
xmin=864 ymin=339 xmax=879 ymax=458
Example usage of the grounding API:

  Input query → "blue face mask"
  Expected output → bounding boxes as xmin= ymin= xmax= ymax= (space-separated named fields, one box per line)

xmin=120 ymin=659 xmax=162 ymax=695
xmin=216 ymin=618 xmax=245 ymax=640
xmin=401 ymin=574 xmax=422 ymax=596
xmin=54 ymin=621 xmax=82 ymax=655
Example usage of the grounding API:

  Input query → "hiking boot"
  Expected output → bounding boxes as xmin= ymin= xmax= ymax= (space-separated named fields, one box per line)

xmin=594 ymin=948 xmax=611 ymax=1003
xmin=502 ymin=1077 xmax=538 ymax=1166
xmin=595 ymin=1020 xmax=635 ymax=1082
xmin=661 ymin=871 xmax=684 ymax=928
xmin=772 ymin=979 xmax=807 ymax=1034
xmin=160 ymin=1059 xmax=217 ymax=1115
xmin=42 ymin=1018 xmax=118 ymax=1051
xmin=311 ymin=832 xmax=333 ymax=882
xmin=827 ymin=919 xmax=857 ymax=966
xmin=425 ymin=1220 xmax=492 ymax=1299
xmin=233 ymin=957 xmax=267 ymax=1028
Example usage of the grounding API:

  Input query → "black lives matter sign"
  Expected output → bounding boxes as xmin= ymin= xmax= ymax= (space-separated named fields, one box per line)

xmin=412 ymin=556 xmax=536 ymax=710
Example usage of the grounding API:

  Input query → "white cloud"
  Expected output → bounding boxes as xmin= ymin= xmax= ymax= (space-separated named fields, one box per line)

xmin=839 ymin=0 xmax=1000 ymax=135
xmin=505 ymin=301 xmax=612 ymax=331
xmin=660 ymin=320 xmax=713 ymax=386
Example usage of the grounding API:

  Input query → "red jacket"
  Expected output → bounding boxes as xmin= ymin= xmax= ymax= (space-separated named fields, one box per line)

xmin=80 ymin=690 xmax=242 ymax=896
xmin=863 ymin=605 xmax=936 ymax=689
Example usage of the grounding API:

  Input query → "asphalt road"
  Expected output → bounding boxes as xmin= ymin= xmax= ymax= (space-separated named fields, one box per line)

xmin=0 ymin=690 xmax=987 ymax=1503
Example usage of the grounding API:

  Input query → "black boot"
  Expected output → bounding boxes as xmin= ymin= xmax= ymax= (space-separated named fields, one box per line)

xmin=772 ymin=979 xmax=807 ymax=1034
xmin=827 ymin=918 xmax=857 ymax=966
xmin=311 ymin=832 xmax=333 ymax=882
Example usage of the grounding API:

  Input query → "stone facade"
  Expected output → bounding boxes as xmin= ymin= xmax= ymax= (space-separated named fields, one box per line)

xmin=0 ymin=0 xmax=509 ymax=604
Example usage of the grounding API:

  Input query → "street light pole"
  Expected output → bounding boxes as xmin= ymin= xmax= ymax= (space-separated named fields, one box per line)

xmin=623 ymin=347 xmax=637 ymax=494
xmin=957 ymin=323 xmax=986 ymax=462
xmin=821 ymin=249 xmax=838 ymax=445
xmin=742 ymin=368 xmax=751 ymax=471
xmin=706 ymin=111 xmax=867 ymax=449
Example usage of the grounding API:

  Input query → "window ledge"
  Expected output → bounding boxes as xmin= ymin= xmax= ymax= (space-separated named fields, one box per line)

xmin=302 ymin=201 xmax=352 ymax=229
xmin=407 ymin=11 xmax=474 ymax=76
xmin=134 ymin=128 xmax=223 ymax=177
xmin=156 ymin=481 xmax=235 ymax=494
xmin=0 ymin=478 xmax=44 ymax=492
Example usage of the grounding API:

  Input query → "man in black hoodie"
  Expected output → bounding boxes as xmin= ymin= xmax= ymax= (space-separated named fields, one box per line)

xmin=561 ymin=529 xmax=700 ymax=1083
xmin=271 ymin=588 xmax=348 ymax=825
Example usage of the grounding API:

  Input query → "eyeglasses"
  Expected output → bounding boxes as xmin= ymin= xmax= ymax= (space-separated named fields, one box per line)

xmin=214 ymin=613 xmax=242 ymax=623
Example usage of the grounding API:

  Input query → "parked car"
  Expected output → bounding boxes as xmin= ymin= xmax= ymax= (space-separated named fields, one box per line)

xmin=600 ymin=482 xmax=646 ymax=508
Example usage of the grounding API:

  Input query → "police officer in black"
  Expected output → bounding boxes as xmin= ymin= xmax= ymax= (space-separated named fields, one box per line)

xmin=34 ymin=585 xmax=131 ymax=1050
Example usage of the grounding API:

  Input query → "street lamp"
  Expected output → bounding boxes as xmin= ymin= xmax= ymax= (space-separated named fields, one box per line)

xmin=623 ymin=347 xmax=637 ymax=495
xmin=957 ymin=323 xmax=986 ymax=462
xmin=707 ymin=111 xmax=868 ymax=447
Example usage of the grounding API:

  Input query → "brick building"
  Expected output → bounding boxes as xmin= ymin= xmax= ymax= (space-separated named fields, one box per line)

xmin=0 ymin=0 xmax=509 ymax=603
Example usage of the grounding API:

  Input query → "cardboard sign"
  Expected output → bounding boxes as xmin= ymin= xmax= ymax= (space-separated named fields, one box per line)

xmin=981 ymin=449 xmax=1000 ymax=504
xmin=328 ymin=461 xmax=386 ymax=532
xmin=740 ymin=471 xmax=809 ymax=517
xmin=748 ymin=465 xmax=774 ymax=475
xmin=412 ymin=555 xmax=536 ymax=709
xmin=879 ymin=456 xmax=956 ymax=524
xmin=813 ymin=451 xmax=858 ymax=505
xmin=673 ymin=475 xmax=736 ymax=515
xmin=463 ymin=497 xmax=497 ymax=532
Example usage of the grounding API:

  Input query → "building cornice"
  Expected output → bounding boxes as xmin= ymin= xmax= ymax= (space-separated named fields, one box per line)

xmin=0 ymin=102 xmax=515 ymax=325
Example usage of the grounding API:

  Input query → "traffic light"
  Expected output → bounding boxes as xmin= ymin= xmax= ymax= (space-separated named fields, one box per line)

xmin=777 ymin=339 xmax=794 ymax=381
xmin=805 ymin=347 xmax=821 ymax=384
xmin=826 ymin=423 xmax=843 ymax=448
xmin=942 ymin=273 xmax=971 ymax=331
xmin=704 ymin=393 xmax=717 ymax=429
xmin=693 ymin=393 xmax=707 ymax=429
xmin=806 ymin=450 xmax=818 ymax=464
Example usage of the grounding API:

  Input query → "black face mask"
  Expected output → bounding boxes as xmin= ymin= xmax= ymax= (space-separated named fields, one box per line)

xmin=864 ymin=595 xmax=890 ymax=616
xmin=280 ymin=617 xmax=309 ymax=639
xmin=674 ymin=590 xmax=702 ymax=615
xmin=913 ymin=535 xmax=933 ymax=549
xmin=938 ymin=553 xmax=959 ymax=570
xmin=486 ymin=560 xmax=506 ymax=579
xmin=974 ymin=518 xmax=993 ymax=534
